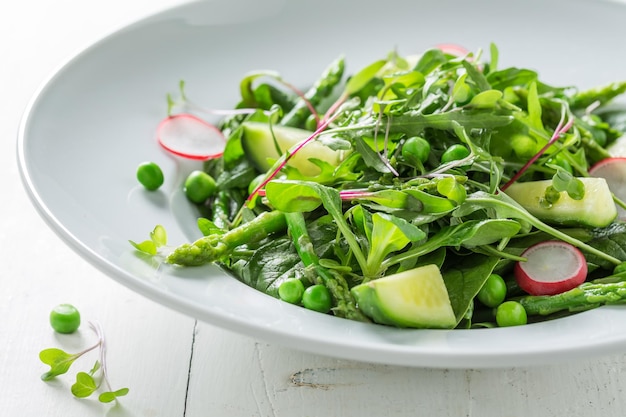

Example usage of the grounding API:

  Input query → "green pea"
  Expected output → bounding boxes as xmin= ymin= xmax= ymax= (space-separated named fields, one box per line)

xmin=402 ymin=136 xmax=431 ymax=164
xmin=278 ymin=279 xmax=305 ymax=304
xmin=495 ymin=301 xmax=527 ymax=327
xmin=441 ymin=144 xmax=470 ymax=164
xmin=477 ymin=274 xmax=507 ymax=308
xmin=302 ymin=284 xmax=332 ymax=313
xmin=50 ymin=304 xmax=81 ymax=334
xmin=304 ymin=114 xmax=318 ymax=131
xmin=184 ymin=170 xmax=217 ymax=204
xmin=510 ymin=134 xmax=537 ymax=159
xmin=136 ymin=162 xmax=164 ymax=191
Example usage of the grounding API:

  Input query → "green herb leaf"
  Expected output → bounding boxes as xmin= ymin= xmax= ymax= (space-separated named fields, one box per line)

xmin=88 ymin=360 xmax=101 ymax=376
xmin=239 ymin=70 xmax=282 ymax=107
xmin=436 ymin=177 xmax=467 ymax=204
xmin=265 ymin=180 xmax=323 ymax=212
xmin=353 ymin=136 xmax=392 ymax=173
xmin=442 ymin=254 xmax=500 ymax=323
xmin=130 ymin=224 xmax=167 ymax=255
xmin=526 ymin=81 xmax=544 ymax=132
xmin=39 ymin=348 xmax=77 ymax=381
xmin=489 ymin=43 xmax=499 ymax=73
xmin=197 ymin=218 xmax=224 ymax=236
xmin=344 ymin=59 xmax=387 ymax=96
xmin=129 ymin=239 xmax=157 ymax=255
xmin=71 ymin=372 xmax=98 ymax=398
xmin=468 ymin=90 xmax=502 ymax=109
xmin=150 ymin=224 xmax=167 ymax=247
xmin=366 ymin=213 xmax=426 ymax=276
xmin=99 ymin=388 xmax=129 ymax=403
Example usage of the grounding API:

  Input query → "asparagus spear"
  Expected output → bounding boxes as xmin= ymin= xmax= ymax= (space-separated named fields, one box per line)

xmin=167 ymin=210 xmax=286 ymax=266
xmin=519 ymin=281 xmax=626 ymax=316
xmin=280 ymin=56 xmax=345 ymax=128
xmin=284 ymin=211 xmax=369 ymax=322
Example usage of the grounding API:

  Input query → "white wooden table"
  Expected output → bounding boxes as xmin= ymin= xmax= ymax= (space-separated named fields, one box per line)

xmin=3 ymin=1 xmax=626 ymax=415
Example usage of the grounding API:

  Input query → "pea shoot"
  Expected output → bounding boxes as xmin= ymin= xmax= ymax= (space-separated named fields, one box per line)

xmin=39 ymin=311 xmax=129 ymax=404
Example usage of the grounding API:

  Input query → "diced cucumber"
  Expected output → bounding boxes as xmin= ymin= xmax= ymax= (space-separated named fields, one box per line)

xmin=241 ymin=122 xmax=346 ymax=177
xmin=504 ymin=177 xmax=617 ymax=228
xmin=351 ymin=264 xmax=456 ymax=329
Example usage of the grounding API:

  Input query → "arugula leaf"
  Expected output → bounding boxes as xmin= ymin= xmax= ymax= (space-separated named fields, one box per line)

xmin=344 ymin=59 xmax=387 ymax=95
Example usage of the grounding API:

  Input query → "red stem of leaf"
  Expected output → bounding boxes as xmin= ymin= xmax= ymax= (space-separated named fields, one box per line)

xmin=281 ymin=80 xmax=320 ymax=126
xmin=320 ymin=94 xmax=348 ymax=129
xmin=247 ymin=111 xmax=343 ymax=202
xmin=500 ymin=117 xmax=575 ymax=191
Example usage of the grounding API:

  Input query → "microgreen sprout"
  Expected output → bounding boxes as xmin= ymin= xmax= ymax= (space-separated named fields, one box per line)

xmin=129 ymin=224 xmax=167 ymax=256
xmin=168 ymin=76 xmax=318 ymax=121
xmin=39 ymin=321 xmax=129 ymax=404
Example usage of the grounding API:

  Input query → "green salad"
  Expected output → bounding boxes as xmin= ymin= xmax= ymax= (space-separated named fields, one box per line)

xmin=136 ymin=43 xmax=626 ymax=329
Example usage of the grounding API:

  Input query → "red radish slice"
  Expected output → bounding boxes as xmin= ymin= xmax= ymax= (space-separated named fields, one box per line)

xmin=157 ymin=113 xmax=225 ymax=160
xmin=436 ymin=43 xmax=470 ymax=57
xmin=514 ymin=241 xmax=587 ymax=296
xmin=589 ymin=157 xmax=626 ymax=219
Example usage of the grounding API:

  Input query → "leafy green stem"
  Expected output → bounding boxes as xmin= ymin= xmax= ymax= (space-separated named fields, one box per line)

xmin=501 ymin=108 xmax=574 ymax=191
xmin=284 ymin=212 xmax=368 ymax=321
xmin=459 ymin=191 xmax=622 ymax=265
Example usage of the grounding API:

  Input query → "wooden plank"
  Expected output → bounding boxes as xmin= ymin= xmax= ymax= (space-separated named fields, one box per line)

xmin=187 ymin=321 xmax=626 ymax=417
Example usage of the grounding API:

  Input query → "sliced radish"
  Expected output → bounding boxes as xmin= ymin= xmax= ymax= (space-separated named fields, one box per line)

xmin=436 ymin=43 xmax=470 ymax=57
xmin=157 ymin=113 xmax=225 ymax=160
xmin=514 ymin=241 xmax=587 ymax=296
xmin=589 ymin=157 xmax=626 ymax=218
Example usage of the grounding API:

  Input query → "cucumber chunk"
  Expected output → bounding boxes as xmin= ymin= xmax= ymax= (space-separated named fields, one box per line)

xmin=241 ymin=122 xmax=346 ymax=176
xmin=351 ymin=264 xmax=457 ymax=329
xmin=504 ymin=177 xmax=617 ymax=228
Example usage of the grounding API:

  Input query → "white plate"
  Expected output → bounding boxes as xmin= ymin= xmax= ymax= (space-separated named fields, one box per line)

xmin=17 ymin=0 xmax=626 ymax=368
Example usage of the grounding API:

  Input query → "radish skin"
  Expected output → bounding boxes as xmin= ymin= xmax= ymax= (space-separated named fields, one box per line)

xmin=514 ymin=241 xmax=587 ymax=296
xmin=157 ymin=113 xmax=225 ymax=160
xmin=589 ymin=157 xmax=626 ymax=219
xmin=436 ymin=43 xmax=470 ymax=57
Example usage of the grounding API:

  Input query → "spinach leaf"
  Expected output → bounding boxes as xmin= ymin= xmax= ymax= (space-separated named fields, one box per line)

xmin=238 ymin=238 xmax=302 ymax=295
xmin=442 ymin=254 xmax=500 ymax=324
xmin=582 ymin=224 xmax=626 ymax=270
